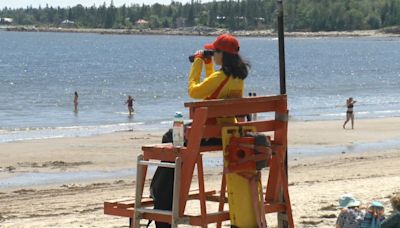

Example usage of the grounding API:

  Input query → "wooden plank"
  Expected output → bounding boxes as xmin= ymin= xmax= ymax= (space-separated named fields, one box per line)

xmin=139 ymin=160 xmax=177 ymax=168
xmin=204 ymin=102 xmax=286 ymax=119
xmin=186 ymin=96 xmax=287 ymax=119
xmin=104 ymin=206 xmax=134 ymax=217
xmin=104 ymin=191 xmax=217 ymax=217
xmin=265 ymin=203 xmax=286 ymax=213
xmin=199 ymin=146 xmax=223 ymax=152
xmin=142 ymin=144 xmax=185 ymax=153
xmin=104 ymin=197 xmax=134 ymax=204
xmin=185 ymin=120 xmax=280 ymax=139
xmin=142 ymin=212 xmax=172 ymax=223
xmin=184 ymin=95 xmax=286 ymax=108
xmin=179 ymin=107 xmax=208 ymax=215
xmin=188 ymin=211 xmax=231 ymax=225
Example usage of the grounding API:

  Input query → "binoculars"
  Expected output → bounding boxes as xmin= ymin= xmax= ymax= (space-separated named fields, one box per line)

xmin=188 ymin=50 xmax=214 ymax=63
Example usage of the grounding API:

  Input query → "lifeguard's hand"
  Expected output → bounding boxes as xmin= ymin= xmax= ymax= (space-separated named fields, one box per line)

xmin=194 ymin=50 xmax=212 ymax=64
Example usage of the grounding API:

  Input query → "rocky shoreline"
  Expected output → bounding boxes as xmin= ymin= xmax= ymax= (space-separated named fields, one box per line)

xmin=2 ymin=25 xmax=400 ymax=37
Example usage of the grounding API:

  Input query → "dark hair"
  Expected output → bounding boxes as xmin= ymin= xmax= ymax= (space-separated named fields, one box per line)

xmin=221 ymin=52 xmax=250 ymax=80
xmin=248 ymin=92 xmax=252 ymax=96
xmin=252 ymin=92 xmax=256 ymax=96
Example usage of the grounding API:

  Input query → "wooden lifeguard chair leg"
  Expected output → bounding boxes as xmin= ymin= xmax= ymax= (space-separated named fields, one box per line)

xmin=216 ymin=171 xmax=226 ymax=228
xmin=265 ymin=149 xmax=293 ymax=228
xmin=134 ymin=154 xmax=146 ymax=228
xmin=171 ymin=157 xmax=182 ymax=228
xmin=196 ymin=155 xmax=208 ymax=228
xmin=179 ymin=107 xmax=208 ymax=215
xmin=277 ymin=149 xmax=294 ymax=228
xmin=265 ymin=153 xmax=281 ymax=202
xmin=250 ymin=172 xmax=267 ymax=228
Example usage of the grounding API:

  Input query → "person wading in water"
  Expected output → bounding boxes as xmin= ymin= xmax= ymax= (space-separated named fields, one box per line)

xmin=125 ymin=95 xmax=134 ymax=116
xmin=343 ymin=97 xmax=357 ymax=129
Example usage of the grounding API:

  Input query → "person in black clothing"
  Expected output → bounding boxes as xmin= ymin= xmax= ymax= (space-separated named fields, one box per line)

xmin=73 ymin=91 xmax=79 ymax=112
xmin=382 ymin=193 xmax=400 ymax=228
xmin=246 ymin=92 xmax=253 ymax=121
xmin=125 ymin=95 xmax=134 ymax=116
xmin=343 ymin=97 xmax=357 ymax=129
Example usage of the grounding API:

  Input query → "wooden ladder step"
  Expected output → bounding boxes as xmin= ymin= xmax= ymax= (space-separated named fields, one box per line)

xmin=136 ymin=208 xmax=173 ymax=216
xmin=138 ymin=160 xmax=177 ymax=168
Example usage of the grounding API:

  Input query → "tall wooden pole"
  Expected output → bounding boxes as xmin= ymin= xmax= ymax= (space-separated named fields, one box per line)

xmin=277 ymin=0 xmax=286 ymax=95
xmin=277 ymin=1 xmax=290 ymax=227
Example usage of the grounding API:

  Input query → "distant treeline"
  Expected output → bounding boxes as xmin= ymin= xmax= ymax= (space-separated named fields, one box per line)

xmin=1 ymin=0 xmax=400 ymax=31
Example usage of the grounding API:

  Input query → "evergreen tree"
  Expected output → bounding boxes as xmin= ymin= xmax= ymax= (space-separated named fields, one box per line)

xmin=2 ymin=0 xmax=400 ymax=31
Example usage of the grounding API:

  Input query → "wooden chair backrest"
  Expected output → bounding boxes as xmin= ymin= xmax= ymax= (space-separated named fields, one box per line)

xmin=184 ymin=95 xmax=288 ymax=141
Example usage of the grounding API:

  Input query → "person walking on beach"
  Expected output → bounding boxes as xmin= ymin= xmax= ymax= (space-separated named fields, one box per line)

xmin=125 ymin=95 xmax=135 ymax=116
xmin=73 ymin=91 xmax=79 ymax=112
xmin=343 ymin=97 xmax=357 ymax=129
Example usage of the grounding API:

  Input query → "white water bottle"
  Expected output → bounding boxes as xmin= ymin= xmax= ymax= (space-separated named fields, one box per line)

xmin=173 ymin=112 xmax=184 ymax=147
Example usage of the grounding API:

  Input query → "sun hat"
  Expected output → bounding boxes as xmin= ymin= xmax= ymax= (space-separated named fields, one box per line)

xmin=369 ymin=201 xmax=384 ymax=209
xmin=338 ymin=194 xmax=361 ymax=208
xmin=204 ymin=34 xmax=240 ymax=55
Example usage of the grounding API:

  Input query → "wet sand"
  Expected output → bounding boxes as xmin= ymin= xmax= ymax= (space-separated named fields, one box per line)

xmin=1 ymin=117 xmax=400 ymax=227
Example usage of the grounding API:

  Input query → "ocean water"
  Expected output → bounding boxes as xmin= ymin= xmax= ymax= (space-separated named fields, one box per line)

xmin=1 ymin=31 xmax=400 ymax=142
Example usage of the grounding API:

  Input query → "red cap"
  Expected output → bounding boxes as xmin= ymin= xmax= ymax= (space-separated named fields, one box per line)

xmin=204 ymin=34 xmax=240 ymax=55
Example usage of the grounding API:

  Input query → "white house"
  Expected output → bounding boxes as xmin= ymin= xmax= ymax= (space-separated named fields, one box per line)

xmin=0 ymin=17 xmax=13 ymax=24
xmin=135 ymin=19 xmax=149 ymax=26
xmin=61 ymin=19 xmax=75 ymax=25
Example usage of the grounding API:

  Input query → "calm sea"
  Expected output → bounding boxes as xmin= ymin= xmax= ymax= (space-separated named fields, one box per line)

xmin=1 ymin=31 xmax=400 ymax=142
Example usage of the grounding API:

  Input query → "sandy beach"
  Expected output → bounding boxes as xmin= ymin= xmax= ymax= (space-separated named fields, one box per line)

xmin=1 ymin=117 xmax=400 ymax=227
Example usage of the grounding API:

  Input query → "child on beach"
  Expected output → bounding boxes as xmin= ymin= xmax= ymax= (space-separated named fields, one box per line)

xmin=360 ymin=201 xmax=385 ymax=228
xmin=336 ymin=194 xmax=365 ymax=228
xmin=125 ymin=95 xmax=134 ymax=116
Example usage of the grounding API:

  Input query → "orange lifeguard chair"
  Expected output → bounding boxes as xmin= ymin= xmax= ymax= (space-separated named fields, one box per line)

xmin=104 ymin=95 xmax=293 ymax=227
xmin=104 ymin=0 xmax=293 ymax=227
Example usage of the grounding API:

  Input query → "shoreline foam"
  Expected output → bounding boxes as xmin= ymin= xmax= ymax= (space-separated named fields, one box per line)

xmin=1 ymin=115 xmax=400 ymax=143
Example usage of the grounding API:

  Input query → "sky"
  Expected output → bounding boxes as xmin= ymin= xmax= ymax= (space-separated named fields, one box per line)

xmin=0 ymin=0 xmax=188 ymax=9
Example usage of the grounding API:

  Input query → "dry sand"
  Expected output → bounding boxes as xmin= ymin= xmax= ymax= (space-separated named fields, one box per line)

xmin=1 ymin=117 xmax=400 ymax=227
